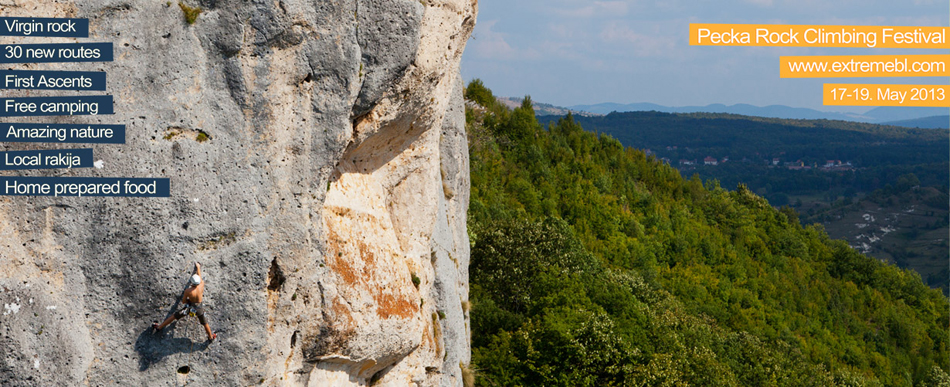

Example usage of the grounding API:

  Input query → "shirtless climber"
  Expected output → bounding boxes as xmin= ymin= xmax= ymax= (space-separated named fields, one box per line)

xmin=152 ymin=261 xmax=217 ymax=341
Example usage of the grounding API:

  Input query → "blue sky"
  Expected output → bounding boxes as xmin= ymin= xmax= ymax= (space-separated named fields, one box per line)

xmin=460 ymin=1 xmax=950 ymax=112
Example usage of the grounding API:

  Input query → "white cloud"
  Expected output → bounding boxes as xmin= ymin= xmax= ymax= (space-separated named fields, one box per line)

xmin=599 ymin=23 xmax=678 ymax=57
xmin=552 ymin=1 xmax=630 ymax=18
xmin=592 ymin=1 xmax=630 ymax=16
xmin=470 ymin=20 xmax=540 ymax=61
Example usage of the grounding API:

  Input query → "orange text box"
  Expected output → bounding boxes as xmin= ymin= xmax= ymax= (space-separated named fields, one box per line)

xmin=781 ymin=55 xmax=950 ymax=78
xmin=823 ymin=84 xmax=950 ymax=107
xmin=690 ymin=24 xmax=950 ymax=48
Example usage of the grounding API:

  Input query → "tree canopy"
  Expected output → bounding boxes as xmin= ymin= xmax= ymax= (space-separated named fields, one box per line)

xmin=465 ymin=80 xmax=950 ymax=387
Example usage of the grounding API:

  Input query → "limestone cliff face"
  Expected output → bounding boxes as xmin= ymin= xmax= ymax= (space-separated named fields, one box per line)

xmin=0 ymin=0 xmax=476 ymax=385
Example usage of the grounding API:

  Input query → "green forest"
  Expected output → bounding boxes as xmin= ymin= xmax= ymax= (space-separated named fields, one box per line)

xmin=464 ymin=80 xmax=950 ymax=386
xmin=543 ymin=111 xmax=950 ymax=298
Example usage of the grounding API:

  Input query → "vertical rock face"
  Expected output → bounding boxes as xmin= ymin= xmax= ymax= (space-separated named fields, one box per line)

xmin=0 ymin=0 xmax=475 ymax=385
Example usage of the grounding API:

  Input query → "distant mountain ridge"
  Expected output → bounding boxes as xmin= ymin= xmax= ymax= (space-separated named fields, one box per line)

xmin=496 ymin=97 xmax=602 ymax=117
xmin=569 ymin=102 xmax=861 ymax=121
xmin=566 ymin=102 xmax=948 ymax=128
xmin=499 ymin=96 xmax=948 ymax=128
xmin=882 ymin=115 xmax=950 ymax=129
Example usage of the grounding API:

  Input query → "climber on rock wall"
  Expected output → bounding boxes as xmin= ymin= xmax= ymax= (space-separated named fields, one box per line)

xmin=152 ymin=261 xmax=217 ymax=341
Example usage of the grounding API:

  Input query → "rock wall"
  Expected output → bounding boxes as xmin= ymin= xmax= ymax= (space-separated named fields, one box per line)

xmin=0 ymin=0 xmax=476 ymax=385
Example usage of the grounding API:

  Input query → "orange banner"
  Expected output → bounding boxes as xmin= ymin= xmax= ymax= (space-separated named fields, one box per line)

xmin=781 ymin=55 xmax=950 ymax=78
xmin=690 ymin=24 xmax=950 ymax=48
xmin=823 ymin=84 xmax=950 ymax=107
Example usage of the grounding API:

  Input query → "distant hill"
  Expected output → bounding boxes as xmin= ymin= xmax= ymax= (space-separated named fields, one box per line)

xmin=497 ymin=97 xmax=601 ymax=117
xmin=505 ymin=97 xmax=949 ymax=128
xmin=567 ymin=102 xmax=948 ymax=127
xmin=540 ymin=111 xmax=948 ymax=171
xmin=863 ymin=106 xmax=949 ymax=123
xmin=882 ymin=115 xmax=949 ymax=129
xmin=568 ymin=102 xmax=861 ymax=121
